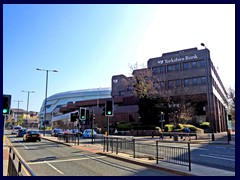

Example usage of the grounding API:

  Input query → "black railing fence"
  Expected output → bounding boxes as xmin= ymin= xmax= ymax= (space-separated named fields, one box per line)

xmin=103 ymin=136 xmax=191 ymax=171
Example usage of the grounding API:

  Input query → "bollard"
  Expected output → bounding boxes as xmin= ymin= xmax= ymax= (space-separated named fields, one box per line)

xmin=228 ymin=131 xmax=231 ymax=143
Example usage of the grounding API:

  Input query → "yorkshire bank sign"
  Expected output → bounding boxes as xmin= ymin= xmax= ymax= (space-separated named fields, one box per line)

xmin=157 ymin=54 xmax=198 ymax=64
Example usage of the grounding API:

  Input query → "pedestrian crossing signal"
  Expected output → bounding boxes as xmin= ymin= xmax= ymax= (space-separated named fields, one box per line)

xmin=105 ymin=100 xmax=114 ymax=116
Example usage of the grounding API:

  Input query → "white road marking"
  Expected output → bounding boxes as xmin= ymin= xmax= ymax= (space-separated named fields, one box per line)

xmin=28 ymin=156 xmax=107 ymax=165
xmin=14 ymin=138 xmax=28 ymax=149
xmin=191 ymin=147 xmax=208 ymax=151
xmin=45 ymin=161 xmax=64 ymax=174
xmin=209 ymin=153 xmax=235 ymax=158
xmin=200 ymin=154 xmax=235 ymax=161
xmin=214 ymin=146 xmax=226 ymax=149
xmin=83 ymin=154 xmax=139 ymax=173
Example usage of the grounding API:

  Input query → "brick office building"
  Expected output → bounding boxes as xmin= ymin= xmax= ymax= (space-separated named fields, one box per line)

xmin=111 ymin=47 xmax=229 ymax=132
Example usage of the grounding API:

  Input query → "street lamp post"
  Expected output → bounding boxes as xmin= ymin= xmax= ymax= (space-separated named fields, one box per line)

xmin=22 ymin=90 xmax=35 ymax=128
xmin=201 ymin=43 xmax=215 ymax=141
xmin=36 ymin=68 xmax=58 ymax=136
xmin=14 ymin=100 xmax=23 ymax=125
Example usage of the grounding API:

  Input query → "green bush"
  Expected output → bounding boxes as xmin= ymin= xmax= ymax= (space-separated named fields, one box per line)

xmin=198 ymin=122 xmax=210 ymax=129
xmin=164 ymin=124 xmax=174 ymax=132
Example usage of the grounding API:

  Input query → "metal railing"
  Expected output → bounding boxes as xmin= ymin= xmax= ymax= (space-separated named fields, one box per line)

xmin=156 ymin=141 xmax=191 ymax=171
xmin=103 ymin=136 xmax=191 ymax=171
xmin=6 ymin=138 xmax=36 ymax=176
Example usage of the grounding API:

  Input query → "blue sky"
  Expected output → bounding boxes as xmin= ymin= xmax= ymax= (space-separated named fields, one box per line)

xmin=3 ymin=4 xmax=235 ymax=112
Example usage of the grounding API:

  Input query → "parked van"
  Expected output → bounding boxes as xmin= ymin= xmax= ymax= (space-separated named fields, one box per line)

xmin=12 ymin=126 xmax=22 ymax=134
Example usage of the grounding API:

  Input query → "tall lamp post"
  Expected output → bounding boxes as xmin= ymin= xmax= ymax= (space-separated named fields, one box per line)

xmin=36 ymin=68 xmax=58 ymax=136
xmin=14 ymin=100 xmax=23 ymax=125
xmin=22 ymin=90 xmax=35 ymax=128
xmin=201 ymin=43 xmax=215 ymax=141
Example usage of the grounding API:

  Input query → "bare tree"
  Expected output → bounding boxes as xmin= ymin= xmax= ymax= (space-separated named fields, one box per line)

xmin=126 ymin=62 xmax=197 ymax=125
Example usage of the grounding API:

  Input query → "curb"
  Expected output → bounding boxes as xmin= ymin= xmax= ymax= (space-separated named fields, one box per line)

xmin=97 ymin=152 xmax=194 ymax=176
xmin=42 ymin=137 xmax=72 ymax=146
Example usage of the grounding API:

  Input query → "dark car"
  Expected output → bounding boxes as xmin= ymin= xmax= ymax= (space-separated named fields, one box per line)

xmin=51 ymin=129 xmax=64 ymax=137
xmin=23 ymin=130 xmax=41 ymax=142
xmin=16 ymin=128 xmax=27 ymax=137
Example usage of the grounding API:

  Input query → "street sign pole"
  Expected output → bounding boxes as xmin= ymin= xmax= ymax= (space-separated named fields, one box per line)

xmin=107 ymin=116 xmax=109 ymax=136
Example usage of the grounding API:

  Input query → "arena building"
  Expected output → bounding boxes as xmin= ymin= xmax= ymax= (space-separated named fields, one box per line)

xmin=38 ymin=88 xmax=111 ymax=128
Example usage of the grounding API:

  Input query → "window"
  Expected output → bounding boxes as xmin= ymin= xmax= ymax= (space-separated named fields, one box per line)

xmin=167 ymin=64 xmax=180 ymax=72
xmin=192 ymin=61 xmax=197 ymax=68
xmin=175 ymin=79 xmax=181 ymax=87
xmin=184 ymin=79 xmax=191 ymax=86
xmin=168 ymin=80 xmax=174 ymax=88
xmin=201 ymin=77 xmax=206 ymax=84
xmin=119 ymin=91 xmax=125 ymax=96
xmin=200 ymin=60 xmax=206 ymax=67
xmin=183 ymin=62 xmax=191 ymax=70
xmin=152 ymin=66 xmax=165 ymax=74
xmin=192 ymin=77 xmax=198 ymax=85
xmin=46 ymin=105 xmax=51 ymax=109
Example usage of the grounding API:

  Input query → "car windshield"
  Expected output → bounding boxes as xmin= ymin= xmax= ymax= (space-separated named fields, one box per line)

xmin=14 ymin=127 xmax=22 ymax=130
xmin=55 ymin=129 xmax=63 ymax=133
xmin=28 ymin=131 xmax=40 ymax=134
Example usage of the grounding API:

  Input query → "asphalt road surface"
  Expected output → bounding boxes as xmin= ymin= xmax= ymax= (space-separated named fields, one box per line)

xmin=6 ymin=134 xmax=179 ymax=176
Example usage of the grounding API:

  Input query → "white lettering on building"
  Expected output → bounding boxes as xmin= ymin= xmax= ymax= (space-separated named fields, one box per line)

xmin=157 ymin=54 xmax=198 ymax=64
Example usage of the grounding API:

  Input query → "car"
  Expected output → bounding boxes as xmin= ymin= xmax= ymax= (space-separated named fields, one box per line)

xmin=51 ymin=129 xmax=64 ymax=137
xmin=82 ymin=129 xmax=97 ymax=138
xmin=63 ymin=129 xmax=73 ymax=135
xmin=23 ymin=130 xmax=41 ymax=142
xmin=12 ymin=126 xmax=22 ymax=134
xmin=71 ymin=129 xmax=82 ymax=137
xmin=16 ymin=128 xmax=27 ymax=137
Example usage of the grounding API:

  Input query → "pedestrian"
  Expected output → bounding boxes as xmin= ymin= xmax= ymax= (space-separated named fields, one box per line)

xmin=184 ymin=127 xmax=190 ymax=141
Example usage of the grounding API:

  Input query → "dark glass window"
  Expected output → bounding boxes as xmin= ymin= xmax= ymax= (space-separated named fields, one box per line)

xmin=183 ymin=62 xmax=191 ymax=70
xmin=200 ymin=60 xmax=206 ymax=67
xmin=159 ymin=66 xmax=165 ymax=73
xmin=167 ymin=64 xmax=180 ymax=72
xmin=119 ymin=91 xmax=125 ymax=96
xmin=201 ymin=77 xmax=206 ymax=84
xmin=175 ymin=64 xmax=180 ymax=70
xmin=176 ymin=79 xmax=181 ymax=87
xmin=184 ymin=79 xmax=191 ymax=86
xmin=46 ymin=105 xmax=51 ymax=108
xmin=192 ymin=77 xmax=198 ymax=85
xmin=192 ymin=61 xmax=197 ymax=68
xmin=152 ymin=66 xmax=165 ymax=74
xmin=168 ymin=80 xmax=174 ymax=88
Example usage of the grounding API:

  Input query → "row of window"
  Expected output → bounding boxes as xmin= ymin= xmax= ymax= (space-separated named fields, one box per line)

xmin=152 ymin=60 xmax=206 ymax=74
xmin=153 ymin=76 xmax=206 ymax=89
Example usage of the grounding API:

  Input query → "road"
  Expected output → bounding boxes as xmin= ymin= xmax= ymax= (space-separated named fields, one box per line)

xmin=6 ymin=133 xmax=178 ymax=176
xmin=124 ymin=137 xmax=235 ymax=172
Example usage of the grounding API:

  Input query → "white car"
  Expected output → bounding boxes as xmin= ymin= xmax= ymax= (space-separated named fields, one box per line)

xmin=12 ymin=126 xmax=22 ymax=134
xmin=82 ymin=129 xmax=97 ymax=138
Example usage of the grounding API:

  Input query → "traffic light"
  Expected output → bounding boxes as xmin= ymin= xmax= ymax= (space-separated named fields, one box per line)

xmin=3 ymin=95 xmax=11 ymax=115
xmin=105 ymin=100 xmax=114 ymax=116
xmin=70 ymin=112 xmax=78 ymax=122
xmin=102 ymin=107 xmax=105 ymax=116
xmin=80 ymin=108 xmax=86 ymax=120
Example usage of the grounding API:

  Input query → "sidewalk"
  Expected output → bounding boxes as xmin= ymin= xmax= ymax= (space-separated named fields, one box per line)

xmin=42 ymin=133 xmax=235 ymax=176
xmin=3 ymin=135 xmax=9 ymax=176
